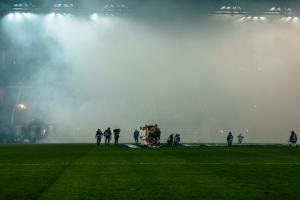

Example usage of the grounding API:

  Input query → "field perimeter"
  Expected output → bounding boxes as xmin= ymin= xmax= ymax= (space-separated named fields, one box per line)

xmin=0 ymin=144 xmax=300 ymax=200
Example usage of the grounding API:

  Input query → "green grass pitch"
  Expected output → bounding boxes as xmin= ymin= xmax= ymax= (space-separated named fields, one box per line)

xmin=0 ymin=144 xmax=300 ymax=200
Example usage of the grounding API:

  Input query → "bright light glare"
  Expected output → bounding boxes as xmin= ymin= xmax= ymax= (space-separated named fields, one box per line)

xmin=14 ymin=12 xmax=22 ymax=21
xmin=292 ymin=17 xmax=299 ymax=23
xmin=260 ymin=16 xmax=266 ymax=21
xmin=5 ymin=12 xmax=37 ymax=21
xmin=16 ymin=104 xmax=27 ymax=110
xmin=238 ymin=16 xmax=246 ymax=21
xmin=6 ymin=13 xmax=14 ymax=20
xmin=56 ymin=13 xmax=64 ymax=20
xmin=270 ymin=7 xmax=276 ymax=11
xmin=22 ymin=13 xmax=36 ymax=20
xmin=90 ymin=13 xmax=98 ymax=21
xmin=240 ymin=16 xmax=267 ymax=22
xmin=44 ymin=12 xmax=55 ymax=23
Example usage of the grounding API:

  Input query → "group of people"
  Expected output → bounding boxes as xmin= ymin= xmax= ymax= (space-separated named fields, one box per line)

xmin=95 ymin=127 xmax=298 ymax=148
xmin=133 ymin=124 xmax=161 ymax=147
xmin=167 ymin=134 xmax=181 ymax=146
xmin=95 ymin=128 xmax=121 ymax=146
xmin=226 ymin=132 xmax=245 ymax=147
xmin=226 ymin=132 xmax=245 ymax=146
xmin=226 ymin=131 xmax=298 ymax=147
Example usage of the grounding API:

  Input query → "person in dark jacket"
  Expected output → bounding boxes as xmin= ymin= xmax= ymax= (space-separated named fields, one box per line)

xmin=95 ymin=129 xmax=103 ymax=146
xmin=289 ymin=130 xmax=297 ymax=147
xmin=227 ymin=132 xmax=233 ymax=147
xmin=113 ymin=129 xmax=121 ymax=145
xmin=104 ymin=128 xmax=112 ymax=146
xmin=167 ymin=134 xmax=174 ymax=146
xmin=133 ymin=129 xmax=139 ymax=144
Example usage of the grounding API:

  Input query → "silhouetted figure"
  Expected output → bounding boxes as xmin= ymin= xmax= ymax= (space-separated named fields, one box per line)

xmin=227 ymin=132 xmax=233 ymax=147
xmin=104 ymin=128 xmax=112 ymax=146
xmin=95 ymin=129 xmax=103 ymax=146
xmin=167 ymin=134 xmax=174 ymax=146
xmin=289 ymin=130 xmax=297 ymax=147
xmin=113 ymin=128 xmax=120 ymax=145
xmin=174 ymin=134 xmax=181 ymax=146
xmin=133 ymin=129 xmax=139 ymax=144
xmin=154 ymin=124 xmax=161 ymax=140
xmin=237 ymin=133 xmax=244 ymax=144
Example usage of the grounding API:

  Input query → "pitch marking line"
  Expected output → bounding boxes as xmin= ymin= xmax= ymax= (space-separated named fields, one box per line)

xmin=124 ymin=144 xmax=140 ymax=148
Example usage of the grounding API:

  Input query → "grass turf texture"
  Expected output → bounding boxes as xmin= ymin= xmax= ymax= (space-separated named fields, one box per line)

xmin=0 ymin=145 xmax=300 ymax=200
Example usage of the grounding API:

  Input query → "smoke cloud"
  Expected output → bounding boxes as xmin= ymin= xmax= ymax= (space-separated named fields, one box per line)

xmin=1 ymin=13 xmax=300 ymax=143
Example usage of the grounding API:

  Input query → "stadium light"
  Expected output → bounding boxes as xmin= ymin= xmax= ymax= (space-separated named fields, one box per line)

xmin=238 ymin=15 xmax=268 ymax=22
xmin=16 ymin=104 xmax=27 ymax=110
xmin=102 ymin=3 xmax=132 ymax=15
xmin=4 ymin=12 xmax=36 ymax=21
xmin=11 ymin=103 xmax=28 ymax=125
xmin=215 ymin=5 xmax=244 ymax=15
xmin=12 ymin=2 xmax=36 ymax=11
xmin=214 ymin=3 xmax=297 ymax=18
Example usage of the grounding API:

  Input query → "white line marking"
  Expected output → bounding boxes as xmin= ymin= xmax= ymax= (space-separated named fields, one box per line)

xmin=182 ymin=144 xmax=193 ymax=147
xmin=124 ymin=144 xmax=140 ymax=148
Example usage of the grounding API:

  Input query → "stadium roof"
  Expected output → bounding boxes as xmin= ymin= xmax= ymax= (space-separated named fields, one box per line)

xmin=0 ymin=0 xmax=300 ymax=16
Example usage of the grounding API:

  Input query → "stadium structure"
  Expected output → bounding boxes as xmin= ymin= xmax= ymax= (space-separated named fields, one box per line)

xmin=0 ymin=0 xmax=300 ymax=143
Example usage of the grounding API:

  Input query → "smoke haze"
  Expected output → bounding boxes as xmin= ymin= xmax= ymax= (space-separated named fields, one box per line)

xmin=1 ymin=13 xmax=300 ymax=143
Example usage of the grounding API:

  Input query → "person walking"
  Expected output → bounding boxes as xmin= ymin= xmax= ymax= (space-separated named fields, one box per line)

xmin=95 ymin=129 xmax=103 ymax=146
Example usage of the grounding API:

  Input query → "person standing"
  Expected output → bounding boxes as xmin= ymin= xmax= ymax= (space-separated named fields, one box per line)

xmin=139 ymin=127 xmax=146 ymax=146
xmin=113 ymin=128 xmax=120 ymax=145
xmin=174 ymin=134 xmax=181 ymax=146
xmin=237 ymin=133 xmax=244 ymax=144
xmin=154 ymin=124 xmax=161 ymax=140
xmin=133 ymin=129 xmax=139 ymax=144
xmin=104 ymin=128 xmax=112 ymax=146
xmin=95 ymin=129 xmax=103 ymax=146
xmin=289 ymin=130 xmax=297 ymax=147
xmin=167 ymin=134 xmax=174 ymax=146
xmin=227 ymin=132 xmax=233 ymax=147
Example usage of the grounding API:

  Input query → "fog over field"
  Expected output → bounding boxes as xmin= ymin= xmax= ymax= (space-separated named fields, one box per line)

xmin=1 ymin=13 xmax=300 ymax=143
